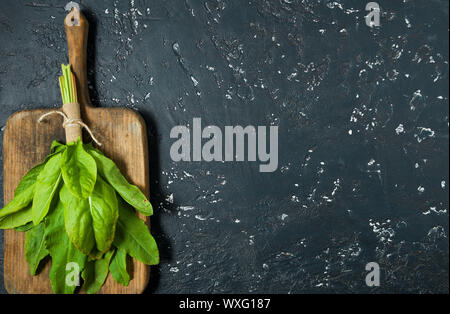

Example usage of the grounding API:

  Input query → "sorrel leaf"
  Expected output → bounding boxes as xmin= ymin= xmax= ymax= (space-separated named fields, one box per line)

xmin=61 ymin=139 xmax=97 ymax=199
xmin=32 ymin=153 xmax=62 ymax=225
xmin=87 ymin=147 xmax=153 ymax=216
xmin=60 ymin=184 xmax=95 ymax=255
xmin=109 ymin=248 xmax=130 ymax=286
xmin=45 ymin=201 xmax=86 ymax=294
xmin=113 ymin=198 xmax=159 ymax=265
xmin=25 ymin=222 xmax=49 ymax=276
xmin=89 ymin=176 xmax=118 ymax=253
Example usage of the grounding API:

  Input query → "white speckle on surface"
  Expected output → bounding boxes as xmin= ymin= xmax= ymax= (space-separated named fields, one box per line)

xmin=441 ymin=181 xmax=446 ymax=189
xmin=418 ymin=186 xmax=425 ymax=193
xmin=183 ymin=171 xmax=194 ymax=178
xmin=291 ymin=195 xmax=300 ymax=203
xmin=105 ymin=8 xmax=109 ymax=14
xmin=179 ymin=206 xmax=194 ymax=211
xmin=348 ymin=129 xmax=352 ymax=135
xmin=326 ymin=1 xmax=343 ymax=10
xmin=415 ymin=127 xmax=435 ymax=143
xmin=427 ymin=226 xmax=447 ymax=239
xmin=423 ymin=207 xmax=448 ymax=215
xmin=395 ymin=124 xmax=405 ymax=135
xmin=369 ymin=219 xmax=395 ymax=243
xmin=190 ymin=75 xmax=199 ymax=87
xmin=415 ymin=163 xmax=419 ymax=169
xmin=195 ymin=215 xmax=207 ymax=221
xmin=166 ymin=193 xmax=174 ymax=203
xmin=169 ymin=267 xmax=179 ymax=273
xmin=410 ymin=89 xmax=422 ymax=111
xmin=249 ymin=235 xmax=255 ymax=245
xmin=172 ymin=42 xmax=180 ymax=54
xmin=368 ymin=159 xmax=376 ymax=166
xmin=331 ymin=179 xmax=341 ymax=196
xmin=280 ymin=164 xmax=290 ymax=173
xmin=287 ymin=72 xmax=298 ymax=81
xmin=262 ymin=263 xmax=269 ymax=270
xmin=281 ymin=214 xmax=288 ymax=221
xmin=234 ymin=219 xmax=241 ymax=223
xmin=405 ymin=17 xmax=412 ymax=28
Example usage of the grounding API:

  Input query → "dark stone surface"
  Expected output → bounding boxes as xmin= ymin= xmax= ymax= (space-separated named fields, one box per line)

xmin=0 ymin=0 xmax=448 ymax=294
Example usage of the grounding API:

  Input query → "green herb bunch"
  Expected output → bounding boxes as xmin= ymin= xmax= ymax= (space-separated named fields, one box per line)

xmin=0 ymin=65 xmax=159 ymax=293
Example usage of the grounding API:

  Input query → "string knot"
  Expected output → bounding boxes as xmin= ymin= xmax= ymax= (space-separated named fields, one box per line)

xmin=38 ymin=110 xmax=102 ymax=146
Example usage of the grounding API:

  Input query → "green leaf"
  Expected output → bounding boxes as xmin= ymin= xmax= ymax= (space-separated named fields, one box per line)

xmin=90 ymin=176 xmax=119 ymax=253
xmin=25 ymin=222 xmax=49 ymax=276
xmin=32 ymin=153 xmax=62 ymax=225
xmin=0 ymin=206 xmax=32 ymax=229
xmin=113 ymin=199 xmax=159 ymax=265
xmin=50 ymin=140 xmax=66 ymax=154
xmin=45 ymin=201 xmax=86 ymax=294
xmin=14 ymin=164 xmax=45 ymax=197
xmin=1 ymin=146 xmax=65 ymax=223
xmin=0 ymin=178 xmax=35 ymax=220
xmin=88 ymin=249 xmax=105 ymax=261
xmin=60 ymin=184 xmax=95 ymax=256
xmin=82 ymin=250 xmax=114 ymax=294
xmin=14 ymin=221 xmax=34 ymax=232
xmin=87 ymin=147 xmax=153 ymax=216
xmin=15 ymin=146 xmax=65 ymax=197
xmin=61 ymin=177 xmax=118 ymax=255
xmin=109 ymin=248 xmax=130 ymax=286
xmin=61 ymin=139 xmax=97 ymax=199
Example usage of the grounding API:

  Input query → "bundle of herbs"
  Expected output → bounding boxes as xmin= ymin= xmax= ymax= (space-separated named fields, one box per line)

xmin=0 ymin=65 xmax=159 ymax=293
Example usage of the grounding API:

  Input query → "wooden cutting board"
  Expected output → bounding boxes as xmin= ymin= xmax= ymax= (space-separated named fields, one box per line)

xmin=2 ymin=9 xmax=150 ymax=293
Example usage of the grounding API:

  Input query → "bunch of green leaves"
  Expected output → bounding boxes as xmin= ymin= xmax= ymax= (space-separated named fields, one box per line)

xmin=0 ymin=139 xmax=159 ymax=293
xmin=1 ymin=64 xmax=158 ymax=293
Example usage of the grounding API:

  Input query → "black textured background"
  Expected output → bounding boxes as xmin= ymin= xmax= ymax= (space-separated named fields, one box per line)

xmin=0 ymin=0 xmax=448 ymax=294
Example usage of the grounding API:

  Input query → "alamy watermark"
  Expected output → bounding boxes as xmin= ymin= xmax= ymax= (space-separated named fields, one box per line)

xmin=65 ymin=262 xmax=80 ymax=287
xmin=365 ymin=262 xmax=380 ymax=287
xmin=170 ymin=118 xmax=278 ymax=172
xmin=365 ymin=2 xmax=381 ymax=28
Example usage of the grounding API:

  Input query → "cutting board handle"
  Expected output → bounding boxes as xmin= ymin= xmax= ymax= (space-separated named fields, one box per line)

xmin=64 ymin=7 xmax=92 ymax=110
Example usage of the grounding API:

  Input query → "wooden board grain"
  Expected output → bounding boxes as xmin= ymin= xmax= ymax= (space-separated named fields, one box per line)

xmin=2 ymin=8 xmax=151 ymax=294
